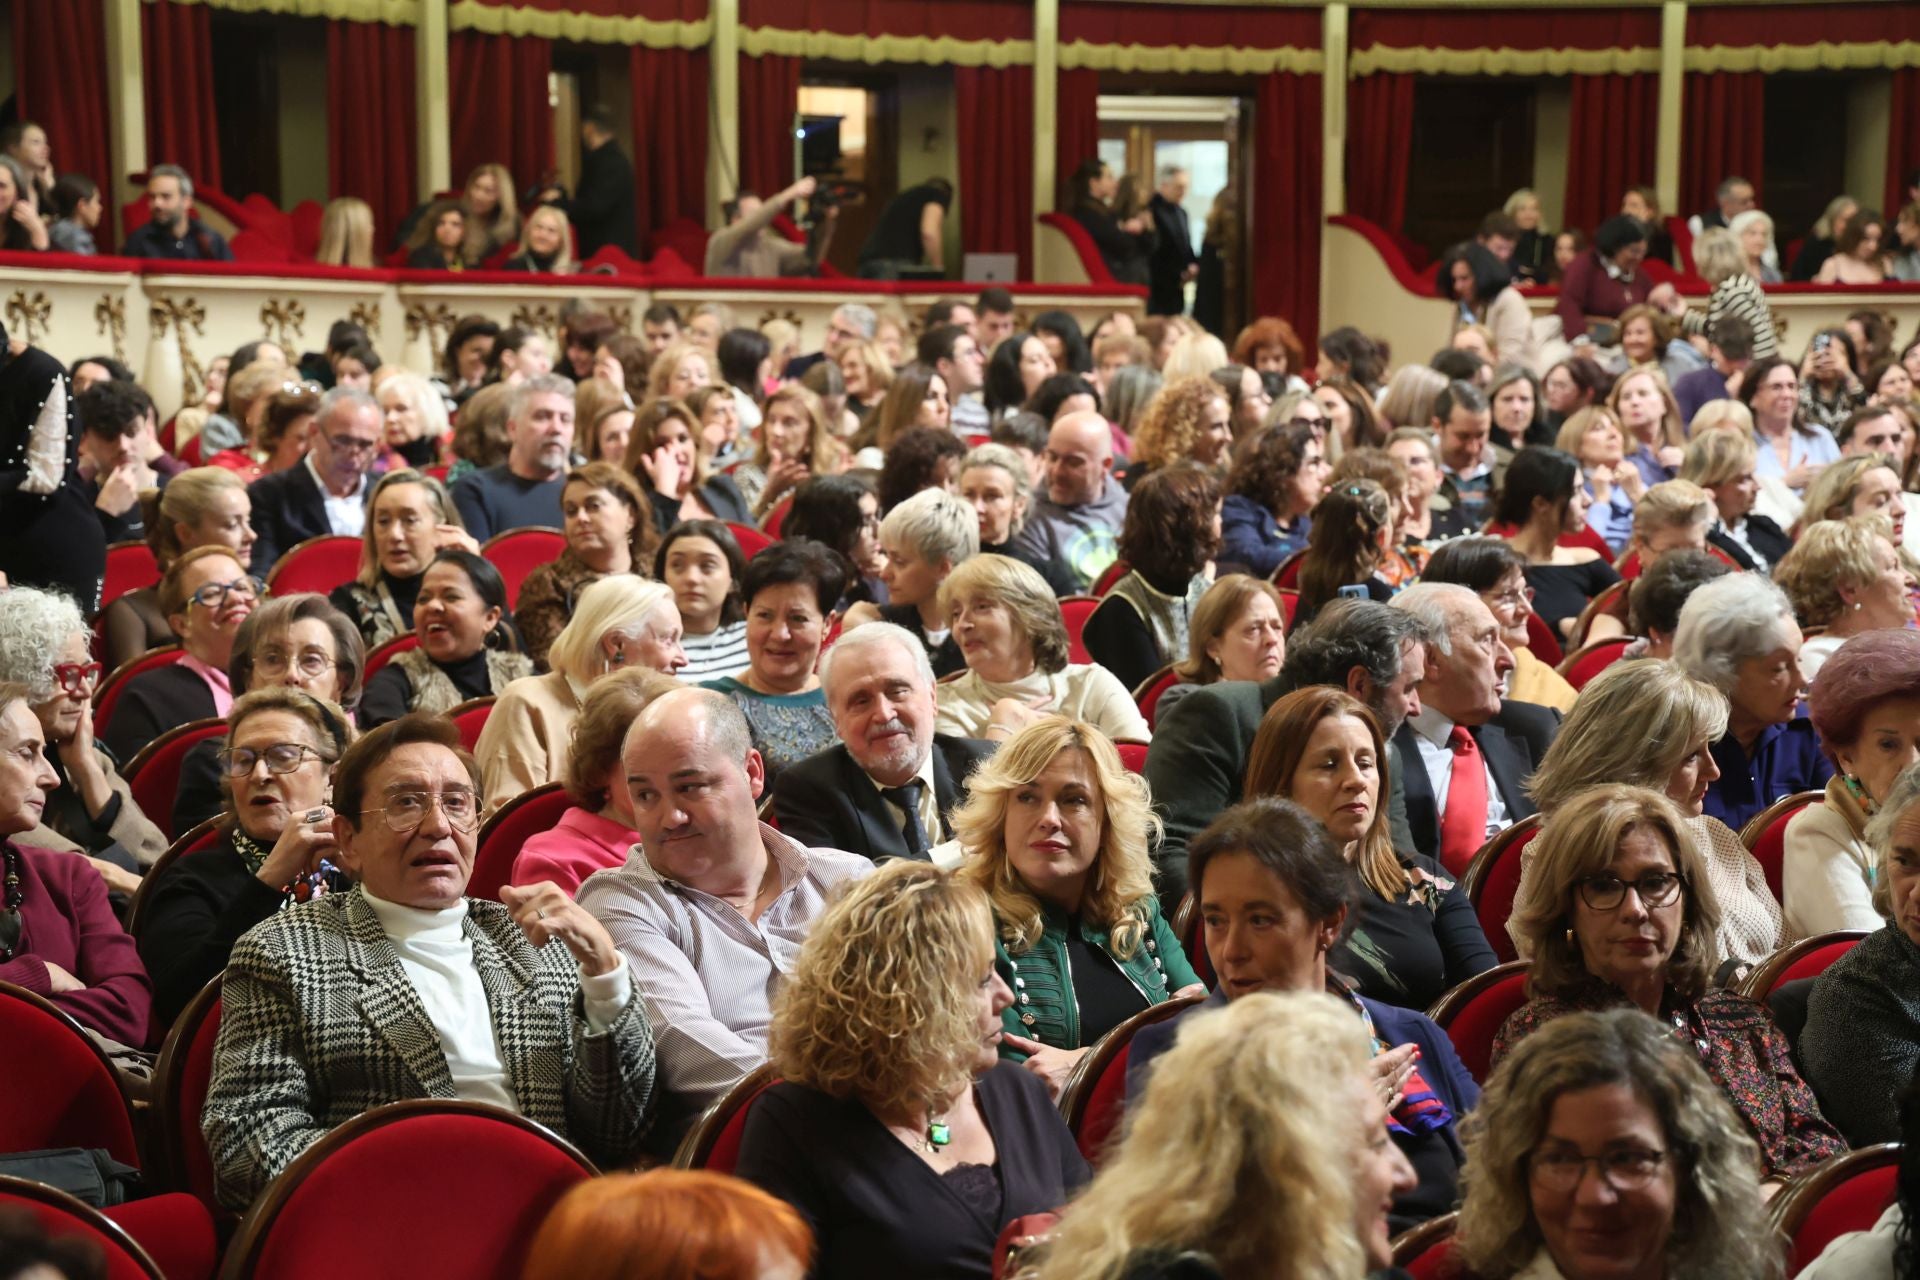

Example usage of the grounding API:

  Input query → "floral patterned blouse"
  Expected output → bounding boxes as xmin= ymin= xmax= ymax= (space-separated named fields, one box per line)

xmin=1493 ymin=982 xmax=1845 ymax=1181
xmin=1332 ymin=854 xmax=1498 ymax=1011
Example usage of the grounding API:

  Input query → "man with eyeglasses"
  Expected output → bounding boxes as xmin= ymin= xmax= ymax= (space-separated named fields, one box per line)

xmin=245 ymin=387 xmax=381 ymax=578
xmin=779 ymin=303 xmax=876 ymax=381
xmin=204 ymin=712 xmax=656 ymax=1210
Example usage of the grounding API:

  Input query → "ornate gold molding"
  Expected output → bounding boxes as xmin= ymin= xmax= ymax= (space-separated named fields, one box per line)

xmin=260 ymin=298 xmax=307 ymax=349
xmin=1060 ymin=41 xmax=1323 ymax=74
xmin=405 ymin=302 xmax=458 ymax=367
xmin=450 ymin=1 xmax=710 ymax=48
xmin=510 ymin=303 xmax=558 ymax=339
xmin=94 ymin=296 xmax=128 ymax=366
xmin=1683 ymin=40 xmax=1920 ymax=73
xmin=1349 ymin=44 xmax=1660 ymax=76
xmin=151 ymin=295 xmax=209 ymax=407
xmin=350 ymin=301 xmax=383 ymax=341
xmin=141 ymin=0 xmax=420 ymax=24
xmin=5 ymin=291 xmax=51 ymax=346
xmin=606 ymin=303 xmax=634 ymax=335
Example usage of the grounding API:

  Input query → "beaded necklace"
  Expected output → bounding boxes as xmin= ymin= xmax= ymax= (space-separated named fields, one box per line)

xmin=0 ymin=845 xmax=21 ymax=960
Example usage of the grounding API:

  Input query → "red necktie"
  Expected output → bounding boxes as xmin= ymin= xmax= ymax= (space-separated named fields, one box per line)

xmin=1438 ymin=725 xmax=1489 ymax=876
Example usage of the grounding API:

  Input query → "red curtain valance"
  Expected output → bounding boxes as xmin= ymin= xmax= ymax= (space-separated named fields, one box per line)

xmin=1687 ymin=3 xmax=1920 ymax=47
xmin=1349 ymin=8 xmax=1659 ymax=53
xmin=738 ymin=0 xmax=1024 ymax=41
xmin=1059 ymin=2 xmax=1319 ymax=51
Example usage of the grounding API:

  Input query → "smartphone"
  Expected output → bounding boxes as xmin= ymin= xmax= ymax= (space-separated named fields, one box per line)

xmin=1813 ymin=333 xmax=1832 ymax=355
xmin=1337 ymin=583 xmax=1372 ymax=601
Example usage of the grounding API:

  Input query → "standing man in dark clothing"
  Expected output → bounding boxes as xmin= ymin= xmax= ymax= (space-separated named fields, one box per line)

xmin=120 ymin=165 xmax=233 ymax=261
xmin=540 ymin=108 xmax=637 ymax=259
xmin=1067 ymin=158 xmax=1152 ymax=286
xmin=857 ymin=178 xmax=951 ymax=279
xmin=1146 ymin=166 xmax=1198 ymax=315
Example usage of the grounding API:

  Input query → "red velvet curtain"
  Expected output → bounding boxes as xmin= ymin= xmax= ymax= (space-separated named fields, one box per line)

xmin=1054 ymin=68 xmax=1101 ymax=209
xmin=1255 ymin=71 xmax=1323 ymax=352
xmin=629 ymin=44 xmax=709 ymax=249
xmin=1889 ymin=68 xmax=1920 ymax=220
xmin=1563 ymin=72 xmax=1657 ymax=235
xmin=448 ymin=31 xmax=554 ymax=194
xmin=1680 ymin=72 xmax=1765 ymax=218
xmin=1345 ymin=74 xmax=1414 ymax=234
xmin=954 ymin=65 xmax=1033 ymax=278
xmin=327 ymin=21 xmax=417 ymax=248
xmin=141 ymin=0 xmax=222 ymax=191
xmin=12 ymin=0 xmax=111 ymax=194
xmin=736 ymin=53 xmax=800 ymax=198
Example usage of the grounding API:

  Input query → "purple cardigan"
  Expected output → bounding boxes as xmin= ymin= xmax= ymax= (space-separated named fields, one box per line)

xmin=0 ymin=841 xmax=153 ymax=1047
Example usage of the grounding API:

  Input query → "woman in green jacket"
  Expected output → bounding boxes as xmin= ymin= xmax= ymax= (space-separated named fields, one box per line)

xmin=955 ymin=716 xmax=1206 ymax=1096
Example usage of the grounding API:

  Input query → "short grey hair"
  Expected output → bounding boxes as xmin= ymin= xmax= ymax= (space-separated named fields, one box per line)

xmin=1672 ymin=574 xmax=1796 ymax=693
xmin=880 ymin=487 xmax=978 ymax=571
xmin=832 ymin=304 xmax=878 ymax=340
xmin=317 ymin=386 xmax=379 ymax=432
xmin=1866 ymin=762 xmax=1920 ymax=918
xmin=959 ymin=443 xmax=1032 ymax=537
xmin=509 ymin=372 xmax=577 ymax=423
xmin=0 ymin=586 xmax=85 ymax=703
xmin=1390 ymin=582 xmax=1483 ymax=657
xmin=819 ymin=621 xmax=934 ymax=704
xmin=150 ymin=163 xmax=194 ymax=201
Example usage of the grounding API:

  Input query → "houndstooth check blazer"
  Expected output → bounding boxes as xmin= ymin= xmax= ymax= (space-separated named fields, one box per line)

xmin=203 ymin=887 xmax=656 ymax=1211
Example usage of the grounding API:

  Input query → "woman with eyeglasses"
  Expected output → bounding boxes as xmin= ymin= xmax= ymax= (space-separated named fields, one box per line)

xmin=1497 ymin=784 xmax=1843 ymax=1193
xmin=0 ymin=587 xmax=168 ymax=901
xmin=357 ymin=549 xmax=533 ymax=731
xmin=103 ymin=545 xmax=259 ymax=764
xmin=136 ymin=687 xmax=354 ymax=1026
xmin=169 ymin=593 xmax=366 ymax=838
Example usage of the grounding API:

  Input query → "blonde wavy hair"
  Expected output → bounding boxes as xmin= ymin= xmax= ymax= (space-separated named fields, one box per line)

xmin=1525 ymin=661 xmax=1729 ymax=814
xmin=1688 ymin=398 xmax=1754 ymax=438
xmin=1509 ymin=785 xmax=1722 ymax=1003
xmin=1455 ymin=1008 xmax=1784 ymax=1280
xmin=1553 ymin=405 xmax=1622 ymax=462
xmin=1677 ymin=425 xmax=1755 ymax=489
xmin=1130 ymin=375 xmax=1229 ymax=471
xmin=1773 ymin=512 xmax=1898 ymax=629
xmin=646 ymin=342 xmax=714 ymax=402
xmin=1032 ymin=991 xmax=1373 ymax=1280
xmin=1798 ymin=452 xmax=1901 ymax=532
xmin=547 ymin=575 xmax=678 ymax=684
xmin=769 ymin=861 xmax=995 ymax=1118
xmin=953 ymin=717 xmax=1160 ymax=961
xmin=1606 ymin=367 xmax=1687 ymax=454
xmin=1625 ymin=479 xmax=1712 ymax=562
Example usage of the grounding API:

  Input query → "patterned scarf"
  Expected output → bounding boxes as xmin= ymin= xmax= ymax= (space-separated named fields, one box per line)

xmin=1343 ymin=985 xmax=1453 ymax=1137
xmin=231 ymin=828 xmax=347 ymax=907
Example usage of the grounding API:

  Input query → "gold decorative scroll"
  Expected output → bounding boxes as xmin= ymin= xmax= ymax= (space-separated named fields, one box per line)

xmin=405 ymin=302 xmax=458 ymax=367
xmin=740 ymin=27 xmax=1033 ymax=68
xmin=151 ymin=296 xmax=209 ymax=408
xmin=756 ymin=308 xmax=804 ymax=330
xmin=140 ymin=0 xmax=421 ymax=25
xmin=511 ymin=303 xmax=559 ymax=339
xmin=5 ymin=291 xmax=51 ymax=346
xmin=1059 ymin=41 xmax=1323 ymax=75
xmin=606 ymin=304 xmax=634 ymax=334
xmin=260 ymin=298 xmax=308 ymax=349
xmin=94 ymin=295 xmax=128 ymax=365
xmin=1349 ymin=44 xmax=1660 ymax=77
xmin=350 ymin=301 xmax=383 ymax=341
xmin=450 ymin=1 xmax=710 ymax=49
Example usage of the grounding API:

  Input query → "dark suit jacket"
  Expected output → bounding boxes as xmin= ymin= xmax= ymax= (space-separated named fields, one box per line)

xmin=770 ymin=734 xmax=994 ymax=863
xmin=1391 ymin=701 xmax=1560 ymax=861
xmin=1146 ymin=193 xmax=1197 ymax=316
xmin=1146 ymin=676 xmax=1417 ymax=913
xmin=1709 ymin=515 xmax=1793 ymax=574
xmin=564 ymin=141 xmax=638 ymax=258
xmin=246 ymin=464 xmax=366 ymax=579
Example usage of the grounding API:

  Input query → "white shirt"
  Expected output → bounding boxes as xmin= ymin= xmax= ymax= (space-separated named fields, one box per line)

xmin=1407 ymin=706 xmax=1508 ymax=842
xmin=864 ymin=751 xmax=941 ymax=845
xmin=362 ymin=888 xmax=633 ymax=1113
xmin=305 ymin=453 xmax=368 ymax=537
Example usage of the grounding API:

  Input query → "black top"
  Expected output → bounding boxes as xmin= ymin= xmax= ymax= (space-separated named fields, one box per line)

xmin=173 ymin=738 xmax=225 ymax=838
xmin=1523 ymin=559 xmax=1622 ymax=639
xmin=1334 ymin=855 xmax=1498 ymax=1011
xmin=1510 ymin=228 xmax=1552 ymax=284
xmin=103 ymin=663 xmax=217 ymax=765
xmin=328 ymin=570 xmax=423 ymax=646
xmin=878 ymin=602 xmax=964 ymax=678
xmin=406 ymin=245 xmax=471 ymax=271
xmin=644 ymin=473 xmax=752 ymax=533
xmin=981 ymin=539 xmax=1077 ymax=598
xmin=120 ymin=219 xmax=234 ymax=261
xmin=0 ymin=344 xmax=106 ymax=614
xmin=134 ymin=832 xmax=284 ymax=1026
xmin=859 ymin=183 xmax=952 ymax=268
xmin=1791 ymin=237 xmax=1836 ymax=282
xmin=735 ymin=1063 xmax=1089 ymax=1280
xmin=359 ymin=649 xmax=492 ymax=728
xmin=563 ymin=140 xmax=638 ymax=257
xmin=1146 ymin=193 xmax=1197 ymax=315
xmin=502 ymin=250 xmax=561 ymax=273
xmin=1709 ymin=516 xmax=1794 ymax=575
xmin=1064 ymin=926 xmax=1149 ymax=1043
xmin=1070 ymin=199 xmax=1152 ymax=287
xmin=449 ymin=464 xmax=565 ymax=541
xmin=85 ymin=475 xmax=144 ymax=543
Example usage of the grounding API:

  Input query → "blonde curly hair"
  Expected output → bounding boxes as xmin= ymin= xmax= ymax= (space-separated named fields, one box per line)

xmin=1129 ymin=375 xmax=1229 ymax=471
xmin=1455 ymin=1009 xmax=1784 ymax=1280
xmin=953 ymin=717 xmax=1161 ymax=962
xmin=768 ymin=861 xmax=995 ymax=1119
xmin=1031 ymin=991 xmax=1373 ymax=1280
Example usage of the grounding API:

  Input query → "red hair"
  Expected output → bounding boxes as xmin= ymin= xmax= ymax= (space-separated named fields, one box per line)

xmin=1231 ymin=316 xmax=1306 ymax=375
xmin=521 ymin=1169 xmax=813 ymax=1280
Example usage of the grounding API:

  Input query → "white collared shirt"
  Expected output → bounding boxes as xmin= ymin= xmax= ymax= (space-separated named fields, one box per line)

xmin=1407 ymin=706 xmax=1509 ymax=842
xmin=865 ymin=751 xmax=941 ymax=845
xmin=305 ymin=453 xmax=367 ymax=537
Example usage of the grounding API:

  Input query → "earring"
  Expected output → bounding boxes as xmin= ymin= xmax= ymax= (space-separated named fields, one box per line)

xmin=1854 ymin=600 xmax=1865 ymax=611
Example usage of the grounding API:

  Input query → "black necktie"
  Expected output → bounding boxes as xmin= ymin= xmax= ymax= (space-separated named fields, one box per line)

xmin=881 ymin=780 xmax=930 ymax=857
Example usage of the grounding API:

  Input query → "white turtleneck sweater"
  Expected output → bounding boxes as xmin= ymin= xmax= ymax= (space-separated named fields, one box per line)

xmin=362 ymin=888 xmax=634 ymax=1113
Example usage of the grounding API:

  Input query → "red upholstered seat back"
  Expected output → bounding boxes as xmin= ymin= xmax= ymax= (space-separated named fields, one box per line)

xmin=126 ymin=719 xmax=227 ymax=842
xmin=1037 ymin=212 xmax=1116 ymax=283
xmin=1278 ymin=588 xmax=1300 ymax=632
xmin=702 ymin=1078 xmax=778 ymax=1175
xmin=469 ymin=783 xmax=573 ymax=902
xmin=1074 ymin=1044 xmax=1133 ymax=1162
xmin=94 ymin=646 xmax=183 ymax=737
xmin=481 ymin=528 xmax=566 ymax=609
xmin=450 ymin=696 xmax=495 ymax=751
xmin=762 ymin=496 xmax=793 ymax=537
xmin=1060 ymin=596 xmax=1100 ymax=664
xmin=0 ymin=984 xmax=138 ymax=1163
xmin=265 ymin=535 xmax=362 ymax=597
xmin=1399 ymin=1234 xmax=1467 ymax=1280
xmin=1472 ymin=825 xmax=1539 ymax=965
xmin=0 ymin=1182 xmax=162 ymax=1280
xmin=233 ymin=1109 xmax=593 ymax=1280
xmin=363 ymin=633 xmax=421 ymax=683
xmin=102 ymin=542 xmax=160 ymax=610
xmin=1782 ymin=1155 xmax=1901 ymax=1275
xmin=1134 ymin=668 xmax=1180 ymax=729
xmin=728 ymin=521 xmax=774 ymax=557
xmin=1434 ymin=967 xmax=1529 ymax=1085
xmin=153 ymin=979 xmax=224 ymax=1206
xmin=1522 ymin=610 xmax=1563 ymax=665
xmin=1774 ymin=937 xmax=1864 ymax=991
xmin=1114 ymin=741 xmax=1148 ymax=775
xmin=1748 ymin=796 xmax=1821 ymax=902
xmin=1272 ymin=551 xmax=1305 ymax=588
xmin=1090 ymin=559 xmax=1130 ymax=597
xmin=1561 ymin=637 xmax=1631 ymax=691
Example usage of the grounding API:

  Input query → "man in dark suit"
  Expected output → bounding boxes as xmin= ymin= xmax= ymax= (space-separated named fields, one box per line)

xmin=1388 ymin=584 xmax=1559 ymax=872
xmin=773 ymin=622 xmax=993 ymax=862
xmin=245 ymin=387 xmax=380 ymax=578
xmin=1145 ymin=599 xmax=1437 ymax=911
xmin=1146 ymin=166 xmax=1198 ymax=316
xmin=541 ymin=107 xmax=637 ymax=259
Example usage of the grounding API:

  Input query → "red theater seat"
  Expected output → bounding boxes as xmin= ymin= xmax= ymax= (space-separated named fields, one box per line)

xmin=469 ymin=781 xmax=572 ymax=902
xmin=673 ymin=1063 xmax=780 ymax=1173
xmin=1460 ymin=815 xmax=1542 ymax=964
xmin=1057 ymin=994 xmax=1206 ymax=1165
xmin=151 ymin=974 xmax=225 ymax=1207
xmin=1770 ymin=1143 xmax=1902 ymax=1276
xmin=1131 ymin=665 xmax=1180 ymax=729
xmin=727 ymin=522 xmax=774 ymax=556
xmin=266 ymin=535 xmax=362 ymax=597
xmin=93 ymin=644 xmax=182 ymax=737
xmin=0 ymin=1176 xmax=167 ymax=1280
xmin=126 ymin=816 xmax=225 ymax=941
xmin=1391 ymin=1211 xmax=1465 ymax=1279
xmin=1738 ymin=931 xmax=1869 ymax=1002
xmin=481 ymin=527 xmax=566 ymax=608
xmin=363 ymin=633 xmax=420 ymax=683
xmin=1739 ymin=791 xmax=1823 ymax=903
xmin=1426 ymin=960 xmax=1530 ymax=1085
xmin=1060 ymin=595 xmax=1100 ymax=664
xmin=449 ymin=695 xmax=496 ymax=752
xmin=0 ymin=981 xmax=139 ymax=1164
xmin=123 ymin=716 xmax=226 ymax=842
xmin=102 ymin=540 xmax=160 ymax=611
xmin=1556 ymin=636 xmax=1632 ymax=691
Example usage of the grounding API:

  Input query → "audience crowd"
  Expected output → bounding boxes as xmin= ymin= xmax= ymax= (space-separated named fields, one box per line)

xmin=7 ymin=133 xmax=1920 ymax=1280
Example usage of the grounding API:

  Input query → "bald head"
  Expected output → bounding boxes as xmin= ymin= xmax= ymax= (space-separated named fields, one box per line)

xmin=1045 ymin=409 xmax=1114 ymax=506
xmin=622 ymin=686 xmax=768 ymax=885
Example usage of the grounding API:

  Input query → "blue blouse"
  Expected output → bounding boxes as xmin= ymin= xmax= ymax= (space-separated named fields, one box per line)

xmin=1219 ymin=492 xmax=1308 ymax=578
xmin=1752 ymin=427 xmax=1841 ymax=494
xmin=1702 ymin=719 xmax=1835 ymax=833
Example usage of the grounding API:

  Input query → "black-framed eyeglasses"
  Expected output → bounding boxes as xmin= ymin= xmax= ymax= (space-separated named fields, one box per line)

xmin=360 ymin=788 xmax=483 ymax=834
xmin=1576 ymin=871 xmax=1685 ymax=912
xmin=324 ymin=435 xmax=380 ymax=456
xmin=52 ymin=661 xmax=103 ymax=695
xmin=218 ymin=743 xmax=325 ymax=778
xmin=1528 ymin=1146 xmax=1667 ymax=1193
xmin=187 ymin=576 xmax=264 ymax=609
